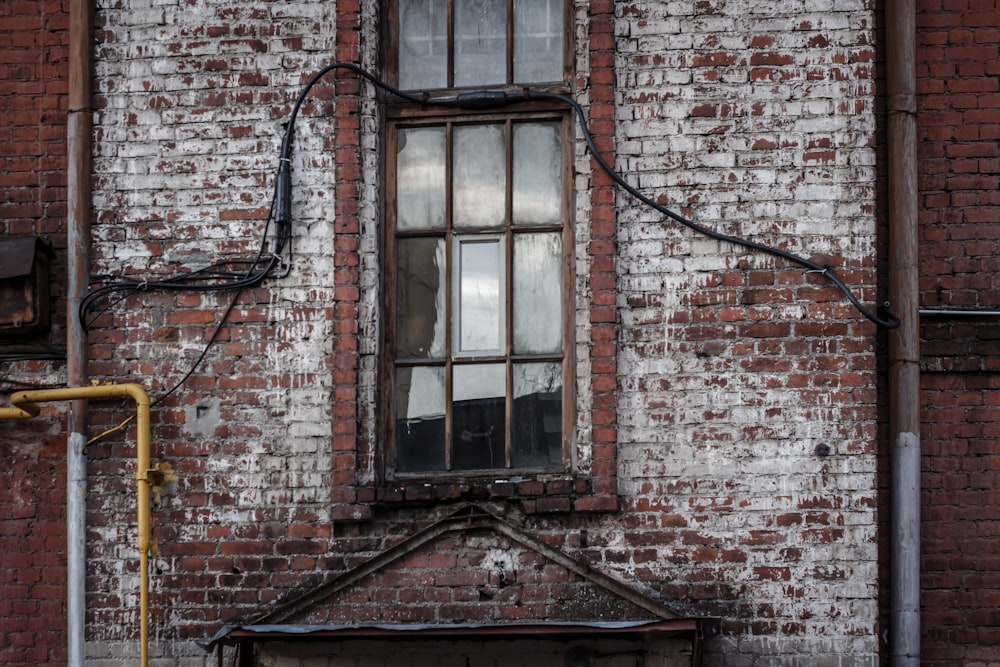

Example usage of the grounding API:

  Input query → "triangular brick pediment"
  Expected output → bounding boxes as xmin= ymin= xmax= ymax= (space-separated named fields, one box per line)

xmin=253 ymin=505 xmax=681 ymax=627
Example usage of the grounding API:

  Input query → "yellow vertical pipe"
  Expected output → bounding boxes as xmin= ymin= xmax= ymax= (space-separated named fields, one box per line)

xmin=0 ymin=384 xmax=152 ymax=667
xmin=134 ymin=387 xmax=152 ymax=667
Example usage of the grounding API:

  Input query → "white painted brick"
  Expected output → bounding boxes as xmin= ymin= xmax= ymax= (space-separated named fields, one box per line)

xmin=60 ymin=0 xmax=887 ymax=665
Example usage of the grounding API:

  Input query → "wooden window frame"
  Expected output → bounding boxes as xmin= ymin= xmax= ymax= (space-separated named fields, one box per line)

xmin=385 ymin=0 xmax=574 ymax=92
xmin=381 ymin=0 xmax=575 ymax=481
xmin=330 ymin=0 xmax=620 ymax=517
xmin=382 ymin=109 xmax=575 ymax=480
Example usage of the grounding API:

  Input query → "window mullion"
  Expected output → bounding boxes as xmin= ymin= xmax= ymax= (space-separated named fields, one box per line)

xmin=560 ymin=116 xmax=573 ymax=468
xmin=385 ymin=123 xmax=400 ymax=473
xmin=504 ymin=119 xmax=514 ymax=468
xmin=506 ymin=0 xmax=514 ymax=85
xmin=447 ymin=0 xmax=455 ymax=89
xmin=444 ymin=121 xmax=455 ymax=471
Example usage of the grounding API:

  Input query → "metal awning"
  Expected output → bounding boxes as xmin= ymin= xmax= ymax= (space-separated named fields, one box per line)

xmin=202 ymin=618 xmax=714 ymax=667
xmin=205 ymin=618 xmax=705 ymax=647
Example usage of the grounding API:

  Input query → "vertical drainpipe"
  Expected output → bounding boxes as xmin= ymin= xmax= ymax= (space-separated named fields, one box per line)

xmin=66 ymin=1 xmax=94 ymax=666
xmin=885 ymin=0 xmax=921 ymax=663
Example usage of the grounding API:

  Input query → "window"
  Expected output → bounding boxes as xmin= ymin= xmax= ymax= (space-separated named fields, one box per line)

xmin=384 ymin=0 xmax=571 ymax=477
xmin=390 ymin=0 xmax=568 ymax=91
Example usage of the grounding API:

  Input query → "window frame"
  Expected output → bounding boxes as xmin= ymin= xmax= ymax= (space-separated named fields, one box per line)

xmin=382 ymin=108 xmax=575 ymax=480
xmin=385 ymin=0 xmax=574 ymax=93
xmin=381 ymin=0 xmax=576 ymax=482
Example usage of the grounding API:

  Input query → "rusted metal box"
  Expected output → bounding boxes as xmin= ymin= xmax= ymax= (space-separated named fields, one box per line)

xmin=0 ymin=236 xmax=53 ymax=336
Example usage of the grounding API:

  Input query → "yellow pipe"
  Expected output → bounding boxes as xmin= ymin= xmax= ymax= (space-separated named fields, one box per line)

xmin=0 ymin=384 xmax=153 ymax=667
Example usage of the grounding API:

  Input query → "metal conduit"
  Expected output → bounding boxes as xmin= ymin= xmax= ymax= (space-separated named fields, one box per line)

xmin=66 ymin=1 xmax=95 ymax=665
xmin=886 ymin=0 xmax=921 ymax=662
xmin=920 ymin=309 xmax=1000 ymax=317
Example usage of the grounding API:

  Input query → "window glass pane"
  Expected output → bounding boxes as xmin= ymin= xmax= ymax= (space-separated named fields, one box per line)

xmin=399 ymin=0 xmax=448 ymax=90
xmin=454 ymin=0 xmax=507 ymax=86
xmin=397 ymin=127 xmax=446 ymax=231
xmin=454 ymin=124 xmax=506 ymax=229
xmin=512 ymin=122 xmax=562 ymax=225
xmin=395 ymin=366 xmax=446 ymax=471
xmin=453 ymin=363 xmax=506 ymax=469
xmin=513 ymin=232 xmax=561 ymax=354
xmin=456 ymin=238 xmax=504 ymax=353
xmin=514 ymin=0 xmax=563 ymax=83
xmin=512 ymin=362 xmax=562 ymax=467
xmin=397 ymin=238 xmax=446 ymax=358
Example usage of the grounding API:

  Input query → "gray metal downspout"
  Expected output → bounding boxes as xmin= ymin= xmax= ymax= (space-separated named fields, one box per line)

xmin=885 ymin=0 xmax=921 ymax=664
xmin=67 ymin=1 xmax=94 ymax=665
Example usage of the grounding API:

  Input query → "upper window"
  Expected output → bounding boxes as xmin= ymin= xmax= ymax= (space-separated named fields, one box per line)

xmin=389 ymin=0 xmax=568 ymax=91
xmin=384 ymin=0 xmax=572 ymax=478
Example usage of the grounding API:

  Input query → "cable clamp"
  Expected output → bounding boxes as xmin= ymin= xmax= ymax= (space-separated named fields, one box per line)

xmin=273 ymin=254 xmax=292 ymax=279
xmin=137 ymin=280 xmax=149 ymax=291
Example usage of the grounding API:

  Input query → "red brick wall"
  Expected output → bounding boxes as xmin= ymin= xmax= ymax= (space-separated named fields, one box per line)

xmin=581 ymin=0 xmax=620 ymax=509
xmin=2 ymin=0 xmax=886 ymax=664
xmin=916 ymin=0 xmax=1000 ymax=662
xmin=0 ymin=1 xmax=70 ymax=665
xmin=0 ymin=1 xmax=67 ymax=244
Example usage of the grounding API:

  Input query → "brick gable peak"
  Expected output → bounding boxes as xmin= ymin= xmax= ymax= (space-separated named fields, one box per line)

xmin=205 ymin=505 xmax=704 ymax=651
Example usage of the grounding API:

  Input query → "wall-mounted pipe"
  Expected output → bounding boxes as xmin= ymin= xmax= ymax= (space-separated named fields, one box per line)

xmin=0 ymin=384 xmax=154 ymax=667
xmin=66 ymin=1 xmax=95 ymax=665
xmin=885 ymin=0 xmax=921 ymax=662
xmin=920 ymin=309 xmax=1000 ymax=318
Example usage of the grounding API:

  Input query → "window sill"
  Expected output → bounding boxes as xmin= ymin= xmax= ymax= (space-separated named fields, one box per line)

xmin=356 ymin=476 xmax=617 ymax=515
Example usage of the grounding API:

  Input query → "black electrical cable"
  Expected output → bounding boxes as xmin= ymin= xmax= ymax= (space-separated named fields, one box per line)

xmin=81 ymin=61 xmax=898 ymax=406
xmin=80 ymin=179 xmax=288 ymax=330
xmin=151 ymin=286 xmax=244 ymax=408
xmin=76 ymin=65 xmax=403 ymax=403
xmin=80 ymin=123 xmax=290 ymax=404
xmin=536 ymin=90 xmax=900 ymax=329
xmin=344 ymin=76 xmax=897 ymax=329
xmin=300 ymin=64 xmax=897 ymax=328
xmin=77 ymin=64 xmax=396 ymax=402
xmin=80 ymin=67 xmax=383 ymax=331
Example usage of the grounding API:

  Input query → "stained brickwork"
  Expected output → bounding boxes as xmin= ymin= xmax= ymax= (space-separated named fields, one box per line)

xmin=0 ymin=1 xmax=70 ymax=665
xmin=86 ymin=1 xmax=345 ymax=658
xmin=615 ymin=0 xmax=880 ymax=658
xmin=915 ymin=0 xmax=1000 ymax=662
xmin=289 ymin=534 xmax=656 ymax=626
xmin=0 ymin=0 xmax=900 ymax=665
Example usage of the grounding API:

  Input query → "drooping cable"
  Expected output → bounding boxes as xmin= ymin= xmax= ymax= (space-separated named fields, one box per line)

xmin=80 ymin=117 xmax=291 ymax=403
xmin=306 ymin=66 xmax=896 ymax=328
xmin=81 ymin=61 xmax=898 ymax=408
xmin=531 ymin=90 xmax=900 ymax=329
xmin=152 ymin=287 xmax=244 ymax=408
xmin=379 ymin=82 xmax=898 ymax=329
xmin=77 ymin=63 xmax=422 ymax=404
xmin=83 ymin=287 xmax=244 ymax=447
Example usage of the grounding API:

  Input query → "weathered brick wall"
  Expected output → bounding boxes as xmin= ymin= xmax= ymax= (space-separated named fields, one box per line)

xmin=614 ymin=0 xmax=880 ymax=662
xmin=916 ymin=0 xmax=1000 ymax=662
xmin=86 ymin=0 xmax=347 ymax=661
xmin=0 ymin=1 xmax=70 ymax=665
xmin=2 ymin=0 xmax=884 ymax=665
